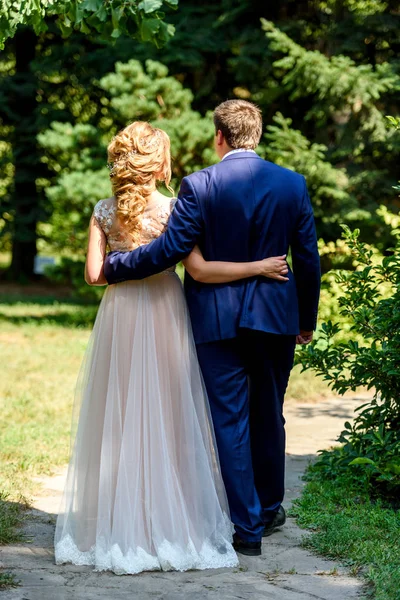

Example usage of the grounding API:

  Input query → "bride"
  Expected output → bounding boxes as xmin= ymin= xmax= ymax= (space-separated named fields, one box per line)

xmin=54 ymin=121 xmax=289 ymax=575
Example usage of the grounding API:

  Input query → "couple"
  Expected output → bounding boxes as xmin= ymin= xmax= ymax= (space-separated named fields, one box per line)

xmin=54 ymin=99 xmax=321 ymax=574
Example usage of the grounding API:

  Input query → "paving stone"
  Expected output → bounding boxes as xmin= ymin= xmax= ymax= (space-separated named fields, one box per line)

xmin=269 ymin=573 xmax=361 ymax=600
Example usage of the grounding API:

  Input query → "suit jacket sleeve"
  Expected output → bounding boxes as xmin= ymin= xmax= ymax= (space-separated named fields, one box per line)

xmin=291 ymin=177 xmax=321 ymax=331
xmin=104 ymin=176 xmax=203 ymax=283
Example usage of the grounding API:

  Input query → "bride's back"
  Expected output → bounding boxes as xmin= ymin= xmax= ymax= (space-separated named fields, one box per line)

xmin=94 ymin=195 xmax=174 ymax=252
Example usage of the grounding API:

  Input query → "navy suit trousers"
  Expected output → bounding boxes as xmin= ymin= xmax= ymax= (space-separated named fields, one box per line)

xmin=196 ymin=330 xmax=296 ymax=542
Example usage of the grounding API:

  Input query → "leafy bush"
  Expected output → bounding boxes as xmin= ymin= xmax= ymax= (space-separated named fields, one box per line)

xmin=298 ymin=223 xmax=400 ymax=501
xmin=45 ymin=258 xmax=104 ymax=302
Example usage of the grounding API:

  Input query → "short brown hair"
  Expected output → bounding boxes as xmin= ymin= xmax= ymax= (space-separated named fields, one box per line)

xmin=213 ymin=99 xmax=263 ymax=149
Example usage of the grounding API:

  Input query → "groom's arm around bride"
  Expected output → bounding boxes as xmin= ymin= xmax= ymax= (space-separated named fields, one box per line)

xmin=104 ymin=99 xmax=321 ymax=555
xmin=104 ymin=104 xmax=320 ymax=348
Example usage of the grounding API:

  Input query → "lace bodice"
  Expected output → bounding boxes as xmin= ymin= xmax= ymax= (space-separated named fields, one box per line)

xmin=93 ymin=196 xmax=176 ymax=252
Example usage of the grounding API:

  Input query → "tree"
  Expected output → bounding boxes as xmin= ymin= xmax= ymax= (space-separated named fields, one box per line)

xmin=257 ymin=18 xmax=400 ymax=250
xmin=0 ymin=29 xmax=45 ymax=280
xmin=0 ymin=1 xmax=178 ymax=49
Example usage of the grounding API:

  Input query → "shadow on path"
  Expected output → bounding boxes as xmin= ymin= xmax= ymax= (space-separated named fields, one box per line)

xmin=0 ymin=445 xmax=363 ymax=600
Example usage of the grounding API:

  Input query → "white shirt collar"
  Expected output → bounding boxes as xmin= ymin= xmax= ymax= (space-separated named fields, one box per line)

xmin=221 ymin=148 xmax=257 ymax=161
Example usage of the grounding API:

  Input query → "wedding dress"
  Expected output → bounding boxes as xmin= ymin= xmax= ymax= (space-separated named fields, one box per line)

xmin=54 ymin=195 xmax=238 ymax=574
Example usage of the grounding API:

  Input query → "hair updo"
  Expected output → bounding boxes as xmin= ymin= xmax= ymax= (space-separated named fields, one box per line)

xmin=107 ymin=121 xmax=173 ymax=244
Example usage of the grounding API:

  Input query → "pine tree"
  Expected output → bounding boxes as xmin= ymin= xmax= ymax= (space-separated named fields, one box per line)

xmin=258 ymin=18 xmax=400 ymax=249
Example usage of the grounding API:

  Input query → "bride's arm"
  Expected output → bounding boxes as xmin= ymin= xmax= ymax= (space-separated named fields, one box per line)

xmin=85 ymin=216 xmax=108 ymax=286
xmin=182 ymin=246 xmax=289 ymax=284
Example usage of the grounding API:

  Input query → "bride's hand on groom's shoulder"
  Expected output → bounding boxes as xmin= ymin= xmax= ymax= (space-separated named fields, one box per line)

xmin=258 ymin=255 xmax=289 ymax=282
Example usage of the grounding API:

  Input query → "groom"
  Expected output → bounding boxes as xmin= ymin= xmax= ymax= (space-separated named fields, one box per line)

xmin=104 ymin=100 xmax=321 ymax=556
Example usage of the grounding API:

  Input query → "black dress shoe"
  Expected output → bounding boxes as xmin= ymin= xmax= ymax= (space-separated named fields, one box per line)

xmin=263 ymin=505 xmax=286 ymax=537
xmin=233 ymin=533 xmax=261 ymax=556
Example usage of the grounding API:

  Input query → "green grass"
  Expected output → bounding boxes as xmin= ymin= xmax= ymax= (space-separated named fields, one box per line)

xmin=0 ymin=493 xmax=25 ymax=589
xmin=291 ymin=477 xmax=400 ymax=600
xmin=0 ymin=493 xmax=26 ymax=545
xmin=0 ymin=572 xmax=19 ymax=589
xmin=0 ymin=295 xmax=92 ymax=501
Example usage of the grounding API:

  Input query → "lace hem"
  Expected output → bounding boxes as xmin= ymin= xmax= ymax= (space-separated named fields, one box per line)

xmin=55 ymin=533 xmax=238 ymax=574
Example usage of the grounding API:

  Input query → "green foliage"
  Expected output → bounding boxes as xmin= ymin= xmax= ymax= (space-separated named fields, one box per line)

xmin=261 ymin=113 xmax=355 ymax=240
xmin=386 ymin=116 xmax=400 ymax=193
xmin=0 ymin=492 xmax=23 ymax=587
xmin=45 ymin=258 xmax=104 ymax=302
xmin=299 ymin=224 xmax=400 ymax=498
xmin=0 ymin=0 xmax=178 ymax=49
xmin=0 ymin=493 xmax=24 ymax=546
xmin=0 ymin=570 xmax=19 ymax=589
xmin=262 ymin=18 xmax=398 ymax=140
xmin=291 ymin=476 xmax=400 ymax=600
xmin=312 ymin=425 xmax=399 ymax=501
xmin=257 ymin=17 xmax=400 ymax=249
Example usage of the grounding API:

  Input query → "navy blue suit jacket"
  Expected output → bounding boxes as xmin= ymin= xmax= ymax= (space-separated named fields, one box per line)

xmin=104 ymin=152 xmax=321 ymax=344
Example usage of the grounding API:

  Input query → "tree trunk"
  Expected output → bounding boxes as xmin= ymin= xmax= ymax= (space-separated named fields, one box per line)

xmin=9 ymin=28 xmax=39 ymax=280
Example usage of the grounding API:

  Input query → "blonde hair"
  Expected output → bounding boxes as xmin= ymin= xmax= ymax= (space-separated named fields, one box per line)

xmin=107 ymin=121 xmax=173 ymax=243
xmin=213 ymin=99 xmax=263 ymax=149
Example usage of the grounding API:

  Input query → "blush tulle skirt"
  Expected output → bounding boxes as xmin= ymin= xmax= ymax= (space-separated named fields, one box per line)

xmin=54 ymin=271 xmax=238 ymax=574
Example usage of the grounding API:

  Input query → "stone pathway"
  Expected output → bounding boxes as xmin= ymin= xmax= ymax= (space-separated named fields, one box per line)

xmin=0 ymin=397 xmax=366 ymax=600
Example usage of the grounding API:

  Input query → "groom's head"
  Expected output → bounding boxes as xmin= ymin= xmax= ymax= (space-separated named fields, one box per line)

xmin=213 ymin=99 xmax=262 ymax=159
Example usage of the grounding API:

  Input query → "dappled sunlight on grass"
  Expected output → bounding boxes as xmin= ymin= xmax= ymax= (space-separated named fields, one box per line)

xmin=0 ymin=294 xmax=98 ymax=328
xmin=0 ymin=295 xmax=92 ymax=500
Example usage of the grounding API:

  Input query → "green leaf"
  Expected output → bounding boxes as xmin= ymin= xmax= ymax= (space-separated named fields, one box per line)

xmin=82 ymin=0 xmax=103 ymax=11
xmin=384 ymin=463 xmax=400 ymax=475
xmin=57 ymin=18 xmax=72 ymax=37
xmin=349 ymin=457 xmax=376 ymax=466
xmin=111 ymin=6 xmax=124 ymax=29
xmin=79 ymin=18 xmax=91 ymax=34
xmin=138 ymin=0 xmax=163 ymax=13
xmin=140 ymin=17 xmax=160 ymax=41
xmin=95 ymin=4 xmax=108 ymax=22
xmin=111 ymin=28 xmax=122 ymax=39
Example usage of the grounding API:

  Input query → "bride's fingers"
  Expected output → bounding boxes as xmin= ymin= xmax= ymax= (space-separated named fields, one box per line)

xmin=274 ymin=274 xmax=289 ymax=281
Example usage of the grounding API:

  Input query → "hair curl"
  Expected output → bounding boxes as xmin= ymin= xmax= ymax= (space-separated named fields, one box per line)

xmin=107 ymin=121 xmax=173 ymax=244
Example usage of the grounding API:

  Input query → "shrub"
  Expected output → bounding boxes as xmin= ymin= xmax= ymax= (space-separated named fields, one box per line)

xmin=298 ymin=224 xmax=400 ymax=501
xmin=45 ymin=258 xmax=104 ymax=302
